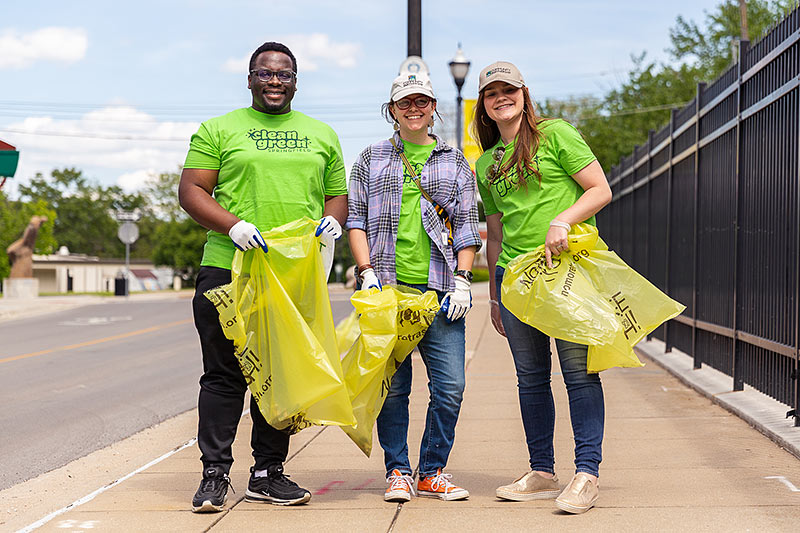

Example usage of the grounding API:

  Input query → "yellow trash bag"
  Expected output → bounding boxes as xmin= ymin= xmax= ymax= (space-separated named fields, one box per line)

xmin=204 ymin=217 xmax=355 ymax=433
xmin=340 ymin=286 xmax=439 ymax=456
xmin=501 ymin=223 xmax=685 ymax=372
xmin=335 ymin=310 xmax=360 ymax=356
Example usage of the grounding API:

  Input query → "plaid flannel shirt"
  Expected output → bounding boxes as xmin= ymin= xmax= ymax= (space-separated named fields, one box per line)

xmin=346 ymin=131 xmax=482 ymax=291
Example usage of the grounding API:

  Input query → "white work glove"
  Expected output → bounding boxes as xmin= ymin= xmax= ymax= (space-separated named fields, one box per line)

xmin=443 ymin=275 xmax=472 ymax=322
xmin=315 ymin=215 xmax=343 ymax=240
xmin=359 ymin=267 xmax=382 ymax=291
xmin=228 ymin=220 xmax=268 ymax=252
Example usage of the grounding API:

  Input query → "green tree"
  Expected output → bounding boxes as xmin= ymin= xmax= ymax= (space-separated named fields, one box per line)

xmin=0 ymin=191 xmax=57 ymax=282
xmin=19 ymin=168 xmax=125 ymax=257
xmin=542 ymin=0 xmax=795 ymax=171
xmin=141 ymin=168 xmax=186 ymax=222
xmin=144 ymin=169 xmax=207 ymax=282
xmin=151 ymin=217 xmax=207 ymax=282
xmin=669 ymin=0 xmax=796 ymax=81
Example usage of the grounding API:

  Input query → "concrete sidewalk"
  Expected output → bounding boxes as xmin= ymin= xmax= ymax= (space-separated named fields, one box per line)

xmin=8 ymin=294 xmax=800 ymax=532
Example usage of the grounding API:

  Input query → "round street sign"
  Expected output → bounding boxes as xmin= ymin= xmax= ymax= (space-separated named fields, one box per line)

xmin=118 ymin=221 xmax=139 ymax=244
xmin=398 ymin=55 xmax=430 ymax=75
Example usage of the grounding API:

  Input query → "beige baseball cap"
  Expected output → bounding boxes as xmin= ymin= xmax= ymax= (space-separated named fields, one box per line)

xmin=390 ymin=72 xmax=436 ymax=102
xmin=478 ymin=61 xmax=525 ymax=92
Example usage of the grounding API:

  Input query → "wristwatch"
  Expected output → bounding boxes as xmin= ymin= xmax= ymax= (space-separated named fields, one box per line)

xmin=454 ymin=269 xmax=473 ymax=282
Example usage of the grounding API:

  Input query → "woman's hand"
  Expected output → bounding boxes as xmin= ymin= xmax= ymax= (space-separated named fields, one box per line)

xmin=490 ymin=300 xmax=506 ymax=337
xmin=544 ymin=224 xmax=570 ymax=269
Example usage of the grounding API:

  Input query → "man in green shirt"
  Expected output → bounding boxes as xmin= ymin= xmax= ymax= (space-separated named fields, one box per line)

xmin=179 ymin=41 xmax=347 ymax=513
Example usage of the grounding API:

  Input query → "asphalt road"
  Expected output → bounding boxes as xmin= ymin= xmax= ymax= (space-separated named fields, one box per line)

xmin=0 ymin=293 xmax=354 ymax=490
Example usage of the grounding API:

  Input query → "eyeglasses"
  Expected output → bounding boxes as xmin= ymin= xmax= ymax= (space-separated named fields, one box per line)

xmin=486 ymin=145 xmax=506 ymax=182
xmin=250 ymin=69 xmax=296 ymax=83
xmin=394 ymin=96 xmax=432 ymax=110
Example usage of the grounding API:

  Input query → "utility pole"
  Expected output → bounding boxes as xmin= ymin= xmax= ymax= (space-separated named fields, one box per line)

xmin=408 ymin=0 xmax=421 ymax=57
xmin=739 ymin=0 xmax=749 ymax=41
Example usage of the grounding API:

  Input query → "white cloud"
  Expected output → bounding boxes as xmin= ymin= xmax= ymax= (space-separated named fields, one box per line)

xmin=222 ymin=33 xmax=361 ymax=74
xmin=0 ymin=27 xmax=88 ymax=69
xmin=3 ymin=106 xmax=198 ymax=188
xmin=117 ymin=169 xmax=157 ymax=193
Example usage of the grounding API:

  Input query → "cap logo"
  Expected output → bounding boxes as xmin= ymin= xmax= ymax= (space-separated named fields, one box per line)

xmin=408 ymin=74 xmax=416 ymax=81
xmin=486 ymin=67 xmax=513 ymax=77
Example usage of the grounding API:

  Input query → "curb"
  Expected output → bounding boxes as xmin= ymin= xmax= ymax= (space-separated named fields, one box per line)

xmin=635 ymin=339 xmax=800 ymax=461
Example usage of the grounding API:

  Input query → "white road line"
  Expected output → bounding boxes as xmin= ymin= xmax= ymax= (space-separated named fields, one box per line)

xmin=764 ymin=475 xmax=800 ymax=492
xmin=19 ymin=409 xmax=251 ymax=533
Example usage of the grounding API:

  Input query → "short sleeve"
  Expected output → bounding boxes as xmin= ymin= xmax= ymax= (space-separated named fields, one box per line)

xmin=184 ymin=122 xmax=221 ymax=170
xmin=552 ymin=120 xmax=596 ymax=176
xmin=323 ymin=129 xmax=347 ymax=196
xmin=476 ymin=171 xmax=499 ymax=216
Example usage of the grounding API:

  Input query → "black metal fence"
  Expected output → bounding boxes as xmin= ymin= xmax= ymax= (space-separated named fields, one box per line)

xmin=598 ymin=6 xmax=800 ymax=425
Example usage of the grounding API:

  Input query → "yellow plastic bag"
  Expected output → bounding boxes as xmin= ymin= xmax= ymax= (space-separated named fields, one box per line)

xmin=335 ymin=310 xmax=360 ymax=356
xmin=501 ymin=223 xmax=685 ymax=372
xmin=339 ymin=286 xmax=439 ymax=456
xmin=204 ymin=217 xmax=355 ymax=433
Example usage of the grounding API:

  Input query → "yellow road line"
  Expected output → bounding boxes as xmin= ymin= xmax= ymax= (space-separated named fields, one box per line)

xmin=0 ymin=318 xmax=193 ymax=364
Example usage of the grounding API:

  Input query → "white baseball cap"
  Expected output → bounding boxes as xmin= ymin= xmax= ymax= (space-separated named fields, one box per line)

xmin=390 ymin=72 xmax=436 ymax=102
xmin=478 ymin=61 xmax=525 ymax=92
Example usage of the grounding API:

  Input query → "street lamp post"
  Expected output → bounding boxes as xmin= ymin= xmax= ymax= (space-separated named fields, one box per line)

xmin=448 ymin=43 xmax=470 ymax=152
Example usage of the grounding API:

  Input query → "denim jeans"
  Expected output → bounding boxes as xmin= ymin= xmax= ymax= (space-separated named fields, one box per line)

xmin=495 ymin=266 xmax=605 ymax=477
xmin=376 ymin=283 xmax=466 ymax=478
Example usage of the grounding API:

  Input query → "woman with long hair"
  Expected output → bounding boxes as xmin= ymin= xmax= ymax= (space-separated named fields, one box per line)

xmin=473 ymin=61 xmax=612 ymax=514
xmin=346 ymin=72 xmax=482 ymax=502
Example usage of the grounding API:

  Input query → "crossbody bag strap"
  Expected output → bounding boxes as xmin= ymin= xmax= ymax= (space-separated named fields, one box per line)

xmin=389 ymin=137 xmax=436 ymax=205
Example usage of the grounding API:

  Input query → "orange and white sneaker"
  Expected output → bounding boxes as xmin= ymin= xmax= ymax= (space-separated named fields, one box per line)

xmin=385 ymin=469 xmax=415 ymax=502
xmin=417 ymin=469 xmax=469 ymax=501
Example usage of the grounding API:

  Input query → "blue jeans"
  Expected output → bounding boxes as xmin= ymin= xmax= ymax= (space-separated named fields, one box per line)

xmin=496 ymin=266 xmax=605 ymax=477
xmin=376 ymin=283 xmax=466 ymax=478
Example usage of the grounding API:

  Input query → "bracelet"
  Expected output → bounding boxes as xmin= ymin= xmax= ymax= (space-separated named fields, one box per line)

xmin=550 ymin=219 xmax=571 ymax=232
xmin=357 ymin=263 xmax=374 ymax=278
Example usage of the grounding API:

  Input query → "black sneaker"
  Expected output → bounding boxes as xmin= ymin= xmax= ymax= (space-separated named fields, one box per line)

xmin=245 ymin=464 xmax=311 ymax=505
xmin=192 ymin=466 xmax=234 ymax=513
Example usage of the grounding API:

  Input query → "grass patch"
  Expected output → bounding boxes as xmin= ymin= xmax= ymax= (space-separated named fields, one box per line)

xmin=472 ymin=267 xmax=490 ymax=283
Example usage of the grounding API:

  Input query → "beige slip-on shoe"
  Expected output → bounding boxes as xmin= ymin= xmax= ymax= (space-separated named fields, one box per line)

xmin=555 ymin=472 xmax=599 ymax=514
xmin=496 ymin=471 xmax=561 ymax=501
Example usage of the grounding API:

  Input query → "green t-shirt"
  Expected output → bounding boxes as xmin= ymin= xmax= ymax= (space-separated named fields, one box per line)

xmin=184 ymin=107 xmax=347 ymax=269
xmin=395 ymin=139 xmax=435 ymax=284
xmin=476 ymin=119 xmax=597 ymax=268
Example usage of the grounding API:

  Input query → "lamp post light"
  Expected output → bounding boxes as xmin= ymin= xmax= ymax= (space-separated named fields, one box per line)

xmin=448 ymin=43 xmax=470 ymax=152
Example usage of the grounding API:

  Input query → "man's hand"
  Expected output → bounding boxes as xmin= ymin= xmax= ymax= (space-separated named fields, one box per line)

xmin=228 ymin=220 xmax=268 ymax=252
xmin=443 ymin=276 xmax=472 ymax=322
xmin=360 ymin=268 xmax=382 ymax=291
xmin=490 ymin=300 xmax=506 ymax=337
xmin=315 ymin=216 xmax=343 ymax=240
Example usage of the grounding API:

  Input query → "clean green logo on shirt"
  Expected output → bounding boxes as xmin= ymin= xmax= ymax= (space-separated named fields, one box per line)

xmin=491 ymin=154 xmax=540 ymax=197
xmin=247 ymin=128 xmax=312 ymax=151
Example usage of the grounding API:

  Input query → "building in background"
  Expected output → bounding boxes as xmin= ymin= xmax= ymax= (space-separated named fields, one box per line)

xmin=31 ymin=247 xmax=174 ymax=294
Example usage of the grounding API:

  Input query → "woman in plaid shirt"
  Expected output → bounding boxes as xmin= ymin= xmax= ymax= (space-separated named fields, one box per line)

xmin=346 ymin=71 xmax=482 ymax=502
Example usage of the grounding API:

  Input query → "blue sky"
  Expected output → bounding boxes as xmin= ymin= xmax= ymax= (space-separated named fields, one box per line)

xmin=0 ymin=0 xmax=724 ymax=196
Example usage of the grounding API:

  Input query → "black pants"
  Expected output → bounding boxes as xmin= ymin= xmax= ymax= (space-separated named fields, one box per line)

xmin=193 ymin=266 xmax=289 ymax=474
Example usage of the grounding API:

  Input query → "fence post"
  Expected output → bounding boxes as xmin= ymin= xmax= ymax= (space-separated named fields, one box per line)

xmin=732 ymin=40 xmax=749 ymax=392
xmin=646 ymin=130 xmax=653 ymax=278
xmin=665 ymin=110 xmax=676 ymax=353
xmin=692 ymin=82 xmax=706 ymax=369
xmin=645 ymin=130 xmax=654 ymax=341
xmin=795 ymin=47 xmax=800 ymax=427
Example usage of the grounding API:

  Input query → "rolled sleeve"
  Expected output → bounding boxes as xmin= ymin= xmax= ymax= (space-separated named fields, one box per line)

xmin=451 ymin=154 xmax=483 ymax=253
xmin=346 ymin=147 xmax=370 ymax=231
